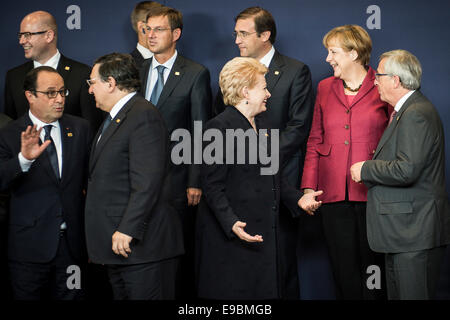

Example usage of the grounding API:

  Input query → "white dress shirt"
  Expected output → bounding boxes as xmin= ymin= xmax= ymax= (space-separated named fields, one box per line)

xmin=19 ymin=110 xmax=62 ymax=175
xmin=145 ymin=50 xmax=178 ymax=101
xmin=259 ymin=46 xmax=275 ymax=68
xmin=136 ymin=43 xmax=153 ymax=60
xmin=33 ymin=49 xmax=61 ymax=70
xmin=394 ymin=90 xmax=415 ymax=113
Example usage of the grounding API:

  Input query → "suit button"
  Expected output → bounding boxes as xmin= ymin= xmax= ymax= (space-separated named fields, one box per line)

xmin=272 ymin=205 xmax=277 ymax=211
xmin=344 ymin=140 xmax=349 ymax=145
xmin=372 ymin=149 xmax=376 ymax=154
xmin=346 ymin=109 xmax=350 ymax=114
xmin=344 ymin=125 xmax=349 ymax=129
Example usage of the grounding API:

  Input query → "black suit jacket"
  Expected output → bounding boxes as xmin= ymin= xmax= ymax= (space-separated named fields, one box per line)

xmin=0 ymin=113 xmax=11 ymax=224
xmin=214 ymin=51 xmax=314 ymax=187
xmin=362 ymin=91 xmax=450 ymax=253
xmin=85 ymin=94 xmax=184 ymax=265
xmin=197 ymin=106 xmax=302 ymax=299
xmin=130 ymin=48 xmax=147 ymax=70
xmin=140 ymin=54 xmax=212 ymax=203
xmin=0 ymin=114 xmax=92 ymax=263
xmin=4 ymin=54 xmax=105 ymax=130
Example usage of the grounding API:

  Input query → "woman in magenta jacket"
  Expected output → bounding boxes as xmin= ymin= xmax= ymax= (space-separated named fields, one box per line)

xmin=301 ymin=25 xmax=391 ymax=299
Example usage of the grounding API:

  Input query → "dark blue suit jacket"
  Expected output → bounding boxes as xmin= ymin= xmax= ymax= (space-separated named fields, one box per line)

xmin=0 ymin=113 xmax=92 ymax=263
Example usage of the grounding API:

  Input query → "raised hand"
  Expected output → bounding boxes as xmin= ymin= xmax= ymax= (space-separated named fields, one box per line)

xmin=21 ymin=125 xmax=51 ymax=160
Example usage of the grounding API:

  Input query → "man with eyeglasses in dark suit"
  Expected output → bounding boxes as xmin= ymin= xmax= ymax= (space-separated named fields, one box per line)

xmin=4 ymin=11 xmax=104 ymax=130
xmin=0 ymin=66 xmax=92 ymax=299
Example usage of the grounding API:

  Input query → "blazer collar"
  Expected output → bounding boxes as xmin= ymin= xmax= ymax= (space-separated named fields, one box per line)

xmin=266 ymin=51 xmax=285 ymax=93
xmin=373 ymin=90 xmax=422 ymax=158
xmin=331 ymin=66 xmax=377 ymax=109
xmin=154 ymin=54 xmax=186 ymax=109
xmin=89 ymin=94 xmax=138 ymax=172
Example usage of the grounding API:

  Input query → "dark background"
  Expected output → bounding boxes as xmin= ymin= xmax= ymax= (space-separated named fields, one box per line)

xmin=1 ymin=0 xmax=449 ymax=299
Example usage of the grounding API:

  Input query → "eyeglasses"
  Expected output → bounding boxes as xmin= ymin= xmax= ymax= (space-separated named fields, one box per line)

xmin=145 ymin=26 xmax=171 ymax=34
xmin=232 ymin=31 xmax=257 ymax=39
xmin=86 ymin=78 xmax=98 ymax=86
xmin=18 ymin=30 xmax=48 ymax=40
xmin=375 ymin=73 xmax=394 ymax=80
xmin=34 ymin=89 xmax=69 ymax=99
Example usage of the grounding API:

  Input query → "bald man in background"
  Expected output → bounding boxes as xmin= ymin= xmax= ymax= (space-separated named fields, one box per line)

xmin=4 ymin=10 xmax=104 ymax=130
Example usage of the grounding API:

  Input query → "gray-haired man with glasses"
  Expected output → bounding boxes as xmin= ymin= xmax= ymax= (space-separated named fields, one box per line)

xmin=4 ymin=10 xmax=104 ymax=130
xmin=0 ymin=66 xmax=92 ymax=299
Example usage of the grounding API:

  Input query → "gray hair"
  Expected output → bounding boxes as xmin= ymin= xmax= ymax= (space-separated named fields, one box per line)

xmin=380 ymin=49 xmax=422 ymax=90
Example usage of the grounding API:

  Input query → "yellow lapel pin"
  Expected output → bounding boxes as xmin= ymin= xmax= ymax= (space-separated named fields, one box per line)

xmin=116 ymin=119 xmax=121 ymax=123
xmin=65 ymin=66 xmax=70 ymax=71
xmin=67 ymin=132 xmax=73 ymax=137
xmin=274 ymin=71 xmax=280 ymax=75
xmin=175 ymin=71 xmax=180 ymax=76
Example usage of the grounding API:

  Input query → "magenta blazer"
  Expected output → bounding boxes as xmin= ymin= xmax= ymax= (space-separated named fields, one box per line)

xmin=301 ymin=67 xmax=391 ymax=203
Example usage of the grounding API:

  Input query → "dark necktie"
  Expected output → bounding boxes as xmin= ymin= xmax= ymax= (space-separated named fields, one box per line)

xmin=388 ymin=110 xmax=397 ymax=126
xmin=101 ymin=114 xmax=112 ymax=136
xmin=150 ymin=65 xmax=165 ymax=105
xmin=43 ymin=125 xmax=60 ymax=179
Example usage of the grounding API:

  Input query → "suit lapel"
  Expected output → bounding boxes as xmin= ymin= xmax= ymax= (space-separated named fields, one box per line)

xmin=56 ymin=55 xmax=72 ymax=85
xmin=266 ymin=51 xmax=284 ymax=93
xmin=373 ymin=91 xmax=419 ymax=158
xmin=58 ymin=116 xmax=73 ymax=184
xmin=89 ymin=95 xmax=136 ymax=172
xmin=331 ymin=78 xmax=348 ymax=109
xmin=156 ymin=55 xmax=185 ymax=109
xmin=349 ymin=68 xmax=377 ymax=108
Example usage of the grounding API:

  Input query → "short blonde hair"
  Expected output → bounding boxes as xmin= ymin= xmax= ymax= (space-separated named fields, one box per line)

xmin=323 ymin=24 xmax=372 ymax=66
xmin=219 ymin=57 xmax=268 ymax=106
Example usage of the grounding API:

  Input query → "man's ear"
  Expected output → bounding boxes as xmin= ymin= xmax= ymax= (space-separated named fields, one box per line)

xmin=45 ymin=30 xmax=55 ymax=43
xmin=260 ymin=30 xmax=271 ymax=43
xmin=172 ymin=28 xmax=181 ymax=42
xmin=25 ymin=90 xmax=36 ymax=104
xmin=107 ymin=77 xmax=117 ymax=91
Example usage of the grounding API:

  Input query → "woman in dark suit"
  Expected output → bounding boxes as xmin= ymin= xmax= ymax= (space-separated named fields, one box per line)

xmin=196 ymin=57 xmax=319 ymax=299
xmin=300 ymin=25 xmax=391 ymax=299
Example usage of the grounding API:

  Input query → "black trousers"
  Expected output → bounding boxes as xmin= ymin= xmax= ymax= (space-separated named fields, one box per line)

xmin=9 ymin=231 xmax=85 ymax=300
xmin=106 ymin=257 xmax=179 ymax=300
xmin=385 ymin=246 xmax=446 ymax=300
xmin=320 ymin=201 xmax=386 ymax=300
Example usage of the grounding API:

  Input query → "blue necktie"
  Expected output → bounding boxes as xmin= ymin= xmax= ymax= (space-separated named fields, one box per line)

xmin=150 ymin=65 xmax=165 ymax=105
xmin=43 ymin=125 xmax=60 ymax=179
xmin=97 ymin=115 xmax=112 ymax=144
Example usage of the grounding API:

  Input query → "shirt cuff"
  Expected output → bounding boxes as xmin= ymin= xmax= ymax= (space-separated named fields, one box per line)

xmin=18 ymin=152 xmax=35 ymax=172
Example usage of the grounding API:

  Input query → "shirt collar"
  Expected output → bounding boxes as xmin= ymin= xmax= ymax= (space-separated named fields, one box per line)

xmin=109 ymin=92 xmax=137 ymax=119
xmin=394 ymin=90 xmax=415 ymax=112
xmin=259 ymin=46 xmax=275 ymax=68
xmin=28 ymin=110 xmax=60 ymax=130
xmin=136 ymin=43 xmax=153 ymax=60
xmin=33 ymin=49 xmax=61 ymax=70
xmin=152 ymin=50 xmax=178 ymax=71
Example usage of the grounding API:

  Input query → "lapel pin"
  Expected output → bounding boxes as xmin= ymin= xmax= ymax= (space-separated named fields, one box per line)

xmin=65 ymin=66 xmax=70 ymax=71
xmin=67 ymin=132 xmax=73 ymax=137
xmin=274 ymin=71 xmax=280 ymax=75
xmin=265 ymin=133 xmax=269 ymax=137
xmin=116 ymin=119 xmax=121 ymax=123
xmin=175 ymin=71 xmax=180 ymax=76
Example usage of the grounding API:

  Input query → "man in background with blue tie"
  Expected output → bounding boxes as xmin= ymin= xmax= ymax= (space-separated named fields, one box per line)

xmin=140 ymin=5 xmax=211 ymax=298
xmin=0 ymin=66 xmax=92 ymax=299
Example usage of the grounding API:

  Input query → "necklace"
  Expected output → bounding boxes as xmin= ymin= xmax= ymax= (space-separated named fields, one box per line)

xmin=342 ymin=80 xmax=362 ymax=92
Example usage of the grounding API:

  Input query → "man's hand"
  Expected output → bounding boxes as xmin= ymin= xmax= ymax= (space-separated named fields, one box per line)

xmin=21 ymin=125 xmax=51 ymax=160
xmin=350 ymin=161 xmax=365 ymax=183
xmin=298 ymin=190 xmax=323 ymax=215
xmin=112 ymin=231 xmax=133 ymax=258
xmin=232 ymin=221 xmax=263 ymax=243
xmin=187 ymin=187 xmax=202 ymax=206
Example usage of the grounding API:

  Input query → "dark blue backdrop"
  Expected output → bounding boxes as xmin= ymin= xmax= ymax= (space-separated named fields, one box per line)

xmin=1 ymin=0 xmax=449 ymax=299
